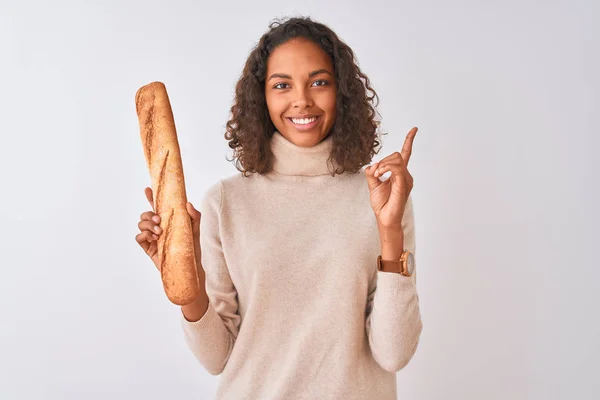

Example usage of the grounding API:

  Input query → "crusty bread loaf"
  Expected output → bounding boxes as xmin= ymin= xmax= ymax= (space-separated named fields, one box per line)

xmin=135 ymin=81 xmax=200 ymax=306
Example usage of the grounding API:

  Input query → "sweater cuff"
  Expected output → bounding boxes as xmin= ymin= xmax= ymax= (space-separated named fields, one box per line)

xmin=376 ymin=270 xmax=416 ymax=293
xmin=181 ymin=302 xmax=219 ymax=334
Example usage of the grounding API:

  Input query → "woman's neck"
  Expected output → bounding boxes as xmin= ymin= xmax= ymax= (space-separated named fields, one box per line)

xmin=269 ymin=131 xmax=339 ymax=176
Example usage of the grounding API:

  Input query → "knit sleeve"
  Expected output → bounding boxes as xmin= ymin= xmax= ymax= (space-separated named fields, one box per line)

xmin=180 ymin=180 xmax=241 ymax=375
xmin=365 ymin=194 xmax=423 ymax=372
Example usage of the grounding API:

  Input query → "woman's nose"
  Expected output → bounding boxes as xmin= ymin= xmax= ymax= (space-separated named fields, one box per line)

xmin=292 ymin=88 xmax=313 ymax=108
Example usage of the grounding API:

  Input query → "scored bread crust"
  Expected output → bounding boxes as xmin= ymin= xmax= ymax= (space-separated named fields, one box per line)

xmin=135 ymin=81 xmax=200 ymax=306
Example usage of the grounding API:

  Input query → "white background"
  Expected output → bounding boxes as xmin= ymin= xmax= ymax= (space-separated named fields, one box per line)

xmin=1 ymin=0 xmax=598 ymax=399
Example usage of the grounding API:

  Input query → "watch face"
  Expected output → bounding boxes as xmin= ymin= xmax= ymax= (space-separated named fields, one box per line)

xmin=406 ymin=252 xmax=415 ymax=275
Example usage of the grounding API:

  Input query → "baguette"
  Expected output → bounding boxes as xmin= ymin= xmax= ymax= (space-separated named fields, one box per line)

xmin=135 ymin=81 xmax=200 ymax=306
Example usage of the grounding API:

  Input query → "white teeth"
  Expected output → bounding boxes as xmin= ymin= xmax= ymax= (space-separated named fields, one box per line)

xmin=291 ymin=117 xmax=317 ymax=125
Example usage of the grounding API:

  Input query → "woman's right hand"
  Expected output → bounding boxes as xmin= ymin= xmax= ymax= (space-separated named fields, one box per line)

xmin=135 ymin=187 xmax=204 ymax=274
xmin=135 ymin=187 xmax=163 ymax=270
xmin=135 ymin=187 xmax=207 ymax=319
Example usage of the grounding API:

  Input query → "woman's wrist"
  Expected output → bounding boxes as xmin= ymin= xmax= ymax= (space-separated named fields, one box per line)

xmin=181 ymin=257 xmax=209 ymax=322
xmin=379 ymin=227 xmax=405 ymax=260
xmin=181 ymin=293 xmax=209 ymax=322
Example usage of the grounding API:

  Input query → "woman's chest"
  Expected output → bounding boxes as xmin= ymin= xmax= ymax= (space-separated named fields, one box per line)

xmin=219 ymin=188 xmax=381 ymax=300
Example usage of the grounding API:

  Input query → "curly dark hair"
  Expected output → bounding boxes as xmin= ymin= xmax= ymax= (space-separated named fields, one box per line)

xmin=225 ymin=16 xmax=385 ymax=177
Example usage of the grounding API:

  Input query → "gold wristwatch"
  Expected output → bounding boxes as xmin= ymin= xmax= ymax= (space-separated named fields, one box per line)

xmin=377 ymin=250 xmax=415 ymax=276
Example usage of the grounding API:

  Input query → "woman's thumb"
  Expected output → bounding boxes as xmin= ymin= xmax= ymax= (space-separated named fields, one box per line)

xmin=186 ymin=201 xmax=201 ymax=223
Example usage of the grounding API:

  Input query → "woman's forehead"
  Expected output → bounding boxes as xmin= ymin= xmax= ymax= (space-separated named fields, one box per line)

xmin=267 ymin=38 xmax=332 ymax=74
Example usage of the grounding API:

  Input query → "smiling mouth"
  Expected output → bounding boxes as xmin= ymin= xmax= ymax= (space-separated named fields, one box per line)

xmin=286 ymin=115 xmax=322 ymax=130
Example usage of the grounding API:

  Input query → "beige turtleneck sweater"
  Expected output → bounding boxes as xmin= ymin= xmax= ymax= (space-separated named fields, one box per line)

xmin=180 ymin=131 xmax=423 ymax=400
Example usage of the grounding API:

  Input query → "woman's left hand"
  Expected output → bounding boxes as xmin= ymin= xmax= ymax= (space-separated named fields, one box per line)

xmin=366 ymin=127 xmax=418 ymax=231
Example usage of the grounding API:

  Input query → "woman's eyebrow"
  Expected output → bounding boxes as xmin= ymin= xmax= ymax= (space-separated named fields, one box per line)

xmin=308 ymin=69 xmax=333 ymax=78
xmin=267 ymin=69 xmax=333 ymax=81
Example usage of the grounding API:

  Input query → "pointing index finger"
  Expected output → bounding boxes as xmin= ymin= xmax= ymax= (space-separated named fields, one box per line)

xmin=401 ymin=127 xmax=418 ymax=166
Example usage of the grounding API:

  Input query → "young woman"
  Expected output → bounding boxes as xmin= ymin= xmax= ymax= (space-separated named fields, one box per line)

xmin=135 ymin=16 xmax=422 ymax=400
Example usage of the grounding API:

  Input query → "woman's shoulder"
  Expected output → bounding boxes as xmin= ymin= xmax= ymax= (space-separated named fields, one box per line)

xmin=200 ymin=171 xmax=259 ymax=207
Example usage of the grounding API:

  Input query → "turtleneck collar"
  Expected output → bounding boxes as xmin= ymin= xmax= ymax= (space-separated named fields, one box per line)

xmin=270 ymin=131 xmax=339 ymax=176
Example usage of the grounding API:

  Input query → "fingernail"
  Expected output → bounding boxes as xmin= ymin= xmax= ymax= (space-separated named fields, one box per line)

xmin=152 ymin=216 xmax=160 ymax=223
xmin=154 ymin=226 xmax=161 ymax=233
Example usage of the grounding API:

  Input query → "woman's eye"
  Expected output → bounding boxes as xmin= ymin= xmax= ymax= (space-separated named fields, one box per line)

xmin=273 ymin=80 xmax=328 ymax=90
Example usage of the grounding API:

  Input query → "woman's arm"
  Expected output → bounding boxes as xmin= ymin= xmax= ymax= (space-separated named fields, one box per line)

xmin=180 ymin=181 xmax=241 ymax=376
xmin=365 ymin=195 xmax=423 ymax=372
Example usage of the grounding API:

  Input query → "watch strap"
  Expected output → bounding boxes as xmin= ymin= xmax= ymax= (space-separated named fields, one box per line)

xmin=377 ymin=254 xmax=404 ymax=274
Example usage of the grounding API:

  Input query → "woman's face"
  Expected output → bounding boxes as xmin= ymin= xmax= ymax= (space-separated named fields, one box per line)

xmin=265 ymin=37 xmax=337 ymax=147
